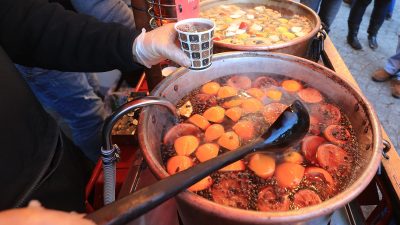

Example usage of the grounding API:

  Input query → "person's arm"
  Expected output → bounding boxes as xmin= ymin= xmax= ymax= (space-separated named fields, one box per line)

xmin=0 ymin=0 xmax=140 ymax=72
xmin=70 ymin=0 xmax=136 ymax=30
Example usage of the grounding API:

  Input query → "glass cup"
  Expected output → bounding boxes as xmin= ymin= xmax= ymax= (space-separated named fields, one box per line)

xmin=175 ymin=18 xmax=215 ymax=70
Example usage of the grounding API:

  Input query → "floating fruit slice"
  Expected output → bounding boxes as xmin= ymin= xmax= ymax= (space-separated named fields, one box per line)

xmin=252 ymin=76 xmax=278 ymax=89
xmin=225 ymin=107 xmax=243 ymax=122
xmin=163 ymin=123 xmax=201 ymax=145
xmin=195 ymin=143 xmax=219 ymax=162
xmin=222 ymin=98 xmax=243 ymax=108
xmin=211 ymin=175 xmax=249 ymax=209
xmin=293 ymin=189 xmax=322 ymax=209
xmin=283 ymin=151 xmax=304 ymax=164
xmin=281 ymin=79 xmax=302 ymax=92
xmin=257 ymin=186 xmax=290 ymax=212
xmin=304 ymin=167 xmax=334 ymax=186
xmin=188 ymin=114 xmax=210 ymax=130
xmin=227 ymin=75 xmax=252 ymax=90
xmin=263 ymin=103 xmax=287 ymax=124
xmin=265 ymin=89 xmax=282 ymax=101
xmin=298 ymin=87 xmax=323 ymax=103
xmin=204 ymin=124 xmax=225 ymax=142
xmin=309 ymin=115 xmax=321 ymax=135
xmin=274 ymin=162 xmax=305 ymax=188
xmin=193 ymin=93 xmax=217 ymax=109
xmin=218 ymin=131 xmax=240 ymax=151
xmin=189 ymin=176 xmax=213 ymax=192
xmin=241 ymin=98 xmax=263 ymax=113
xmin=323 ymin=125 xmax=351 ymax=145
xmin=246 ymin=88 xmax=265 ymax=100
xmin=232 ymin=120 xmax=256 ymax=141
xmin=301 ymin=135 xmax=326 ymax=164
xmin=219 ymin=160 xmax=246 ymax=172
xmin=316 ymin=144 xmax=351 ymax=174
xmin=203 ymin=106 xmax=225 ymax=123
xmin=239 ymin=22 xmax=248 ymax=30
xmin=174 ymin=135 xmax=199 ymax=156
xmin=248 ymin=153 xmax=276 ymax=179
xmin=312 ymin=103 xmax=341 ymax=125
xmin=167 ymin=155 xmax=193 ymax=175
xmin=217 ymin=86 xmax=238 ymax=99
xmin=201 ymin=81 xmax=221 ymax=95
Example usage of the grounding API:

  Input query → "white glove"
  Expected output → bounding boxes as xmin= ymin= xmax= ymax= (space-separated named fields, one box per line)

xmin=133 ymin=23 xmax=191 ymax=68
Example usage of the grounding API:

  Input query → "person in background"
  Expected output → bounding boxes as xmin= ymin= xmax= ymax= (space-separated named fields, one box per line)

xmin=300 ymin=0 xmax=342 ymax=33
xmin=15 ymin=0 xmax=137 ymax=163
xmin=372 ymin=35 xmax=400 ymax=98
xmin=386 ymin=0 xmax=396 ymax=20
xmin=1 ymin=0 xmax=189 ymax=215
xmin=347 ymin=0 xmax=391 ymax=50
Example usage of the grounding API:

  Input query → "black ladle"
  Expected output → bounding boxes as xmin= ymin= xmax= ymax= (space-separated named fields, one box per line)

xmin=86 ymin=100 xmax=310 ymax=225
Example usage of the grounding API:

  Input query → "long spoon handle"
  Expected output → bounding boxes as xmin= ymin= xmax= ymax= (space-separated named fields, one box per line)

xmin=86 ymin=100 xmax=308 ymax=225
xmin=85 ymin=142 xmax=260 ymax=225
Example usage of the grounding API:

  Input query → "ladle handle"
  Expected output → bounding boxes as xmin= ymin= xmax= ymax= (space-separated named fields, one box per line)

xmin=85 ymin=143 xmax=259 ymax=225
xmin=87 ymin=100 xmax=308 ymax=225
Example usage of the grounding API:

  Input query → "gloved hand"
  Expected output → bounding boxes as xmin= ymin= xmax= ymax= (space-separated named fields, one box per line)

xmin=0 ymin=200 xmax=95 ymax=225
xmin=133 ymin=23 xmax=191 ymax=68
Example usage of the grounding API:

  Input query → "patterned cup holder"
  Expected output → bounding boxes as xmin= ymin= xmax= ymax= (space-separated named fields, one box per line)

xmin=175 ymin=18 xmax=215 ymax=70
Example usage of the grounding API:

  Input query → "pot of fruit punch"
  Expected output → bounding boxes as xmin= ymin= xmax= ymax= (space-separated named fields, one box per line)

xmin=134 ymin=51 xmax=382 ymax=225
xmin=95 ymin=1 xmax=383 ymax=225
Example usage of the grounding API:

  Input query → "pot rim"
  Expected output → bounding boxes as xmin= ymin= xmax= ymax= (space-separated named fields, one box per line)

xmin=138 ymin=51 xmax=382 ymax=223
xmin=199 ymin=0 xmax=322 ymax=51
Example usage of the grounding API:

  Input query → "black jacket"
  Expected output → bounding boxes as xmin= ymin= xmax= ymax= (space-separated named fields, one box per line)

xmin=0 ymin=0 xmax=142 ymax=210
xmin=0 ymin=0 xmax=141 ymax=72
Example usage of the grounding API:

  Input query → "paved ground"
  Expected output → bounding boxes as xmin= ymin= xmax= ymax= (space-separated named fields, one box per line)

xmin=327 ymin=2 xmax=399 ymax=152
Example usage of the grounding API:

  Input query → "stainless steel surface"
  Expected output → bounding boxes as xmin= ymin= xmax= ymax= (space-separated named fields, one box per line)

xmin=103 ymin=96 xmax=177 ymax=151
xmin=147 ymin=0 xmax=177 ymax=28
xmin=101 ymin=96 xmax=177 ymax=205
xmin=200 ymin=0 xmax=321 ymax=57
xmin=138 ymin=52 xmax=382 ymax=225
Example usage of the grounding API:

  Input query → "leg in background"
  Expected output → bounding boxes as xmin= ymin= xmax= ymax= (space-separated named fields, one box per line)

xmin=367 ymin=0 xmax=391 ymax=49
xmin=319 ymin=0 xmax=343 ymax=32
xmin=15 ymin=66 xmax=106 ymax=162
xmin=386 ymin=0 xmax=396 ymax=19
xmin=347 ymin=0 xmax=372 ymax=50
xmin=300 ymin=0 xmax=322 ymax=12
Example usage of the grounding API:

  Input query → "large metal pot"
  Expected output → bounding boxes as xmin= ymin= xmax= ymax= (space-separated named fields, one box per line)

xmin=200 ymin=0 xmax=321 ymax=57
xmin=138 ymin=52 xmax=382 ymax=225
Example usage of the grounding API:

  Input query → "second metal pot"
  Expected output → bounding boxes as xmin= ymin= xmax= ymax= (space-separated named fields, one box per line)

xmin=200 ymin=0 xmax=321 ymax=57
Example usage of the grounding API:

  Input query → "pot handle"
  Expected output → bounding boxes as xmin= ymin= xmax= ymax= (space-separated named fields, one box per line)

xmin=307 ymin=26 xmax=327 ymax=62
xmin=101 ymin=96 xmax=177 ymax=205
xmin=382 ymin=139 xmax=391 ymax=160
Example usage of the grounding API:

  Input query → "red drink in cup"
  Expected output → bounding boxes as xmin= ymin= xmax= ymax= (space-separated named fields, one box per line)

xmin=175 ymin=18 xmax=215 ymax=70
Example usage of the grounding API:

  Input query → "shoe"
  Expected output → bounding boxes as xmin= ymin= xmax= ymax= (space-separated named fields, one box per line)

xmin=368 ymin=35 xmax=378 ymax=49
xmin=391 ymin=78 xmax=400 ymax=98
xmin=347 ymin=34 xmax=362 ymax=50
xmin=372 ymin=69 xmax=392 ymax=82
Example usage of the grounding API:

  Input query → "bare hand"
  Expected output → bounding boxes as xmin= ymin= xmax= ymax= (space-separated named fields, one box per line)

xmin=0 ymin=201 xmax=95 ymax=225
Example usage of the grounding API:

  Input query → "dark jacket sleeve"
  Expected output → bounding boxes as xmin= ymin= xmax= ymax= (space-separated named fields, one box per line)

xmin=0 ymin=0 xmax=142 ymax=72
